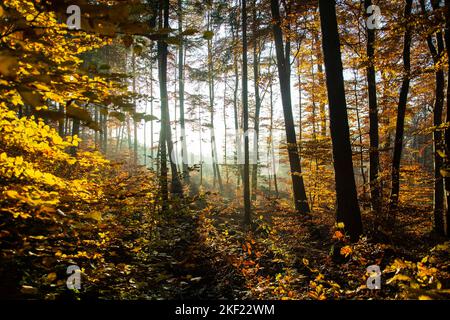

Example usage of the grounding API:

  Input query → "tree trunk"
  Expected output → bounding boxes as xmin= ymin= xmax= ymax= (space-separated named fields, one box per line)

xmin=132 ymin=47 xmax=138 ymax=167
xmin=389 ymin=0 xmax=413 ymax=212
xmin=150 ymin=59 xmax=155 ymax=169
xmin=94 ymin=105 xmax=99 ymax=148
xmin=319 ymin=0 xmax=362 ymax=240
xmin=251 ymin=0 xmax=261 ymax=201
xmin=313 ymin=27 xmax=327 ymax=137
xmin=58 ymin=103 xmax=65 ymax=137
xmin=157 ymin=0 xmax=169 ymax=207
xmin=269 ymin=76 xmax=279 ymax=198
xmin=365 ymin=0 xmax=381 ymax=214
xmin=270 ymin=0 xmax=310 ymax=214
xmin=354 ymin=68 xmax=367 ymax=195
xmin=159 ymin=0 xmax=183 ymax=197
xmin=207 ymin=9 xmax=223 ymax=193
xmin=232 ymin=5 xmax=242 ymax=189
xmin=445 ymin=0 xmax=450 ymax=236
xmin=421 ymin=0 xmax=446 ymax=235
xmin=224 ymin=74 xmax=229 ymax=184
xmin=178 ymin=0 xmax=189 ymax=182
xmin=242 ymin=0 xmax=251 ymax=225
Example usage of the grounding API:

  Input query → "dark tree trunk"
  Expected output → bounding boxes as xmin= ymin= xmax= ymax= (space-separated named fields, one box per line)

xmin=231 ymin=7 xmax=242 ymax=189
xmin=132 ymin=47 xmax=138 ymax=167
xmin=94 ymin=105 xmax=99 ymax=148
xmin=313 ymin=27 xmax=327 ymax=137
xmin=157 ymin=0 xmax=169 ymax=207
xmin=103 ymin=111 xmax=108 ymax=154
xmin=319 ymin=0 xmax=362 ymax=240
xmin=159 ymin=0 xmax=183 ymax=197
xmin=251 ymin=0 xmax=261 ymax=201
xmin=420 ymin=0 xmax=445 ymax=235
xmin=364 ymin=0 xmax=381 ymax=214
xmin=444 ymin=0 xmax=450 ymax=236
xmin=269 ymin=77 xmax=279 ymax=198
xmin=58 ymin=103 xmax=65 ymax=137
xmin=270 ymin=0 xmax=310 ymax=214
xmin=178 ymin=0 xmax=189 ymax=183
xmin=242 ymin=0 xmax=251 ymax=225
xmin=389 ymin=0 xmax=413 ymax=212
xmin=207 ymin=10 xmax=223 ymax=193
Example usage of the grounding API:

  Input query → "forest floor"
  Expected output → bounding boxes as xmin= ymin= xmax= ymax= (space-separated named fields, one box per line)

xmin=1 ymin=166 xmax=450 ymax=300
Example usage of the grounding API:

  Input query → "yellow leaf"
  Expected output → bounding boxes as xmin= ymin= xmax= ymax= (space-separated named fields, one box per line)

xmin=47 ymin=272 xmax=57 ymax=282
xmin=5 ymin=190 xmax=19 ymax=199
xmin=340 ymin=245 xmax=352 ymax=257
xmin=29 ymin=235 xmax=47 ymax=240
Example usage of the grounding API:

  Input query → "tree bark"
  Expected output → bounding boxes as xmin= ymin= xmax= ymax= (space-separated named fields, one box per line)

xmin=178 ymin=0 xmax=189 ymax=182
xmin=443 ymin=0 xmax=450 ymax=236
xmin=207 ymin=9 xmax=223 ymax=193
xmin=419 ymin=0 xmax=445 ymax=234
xmin=160 ymin=0 xmax=183 ymax=197
xmin=364 ymin=0 xmax=381 ymax=214
xmin=389 ymin=0 xmax=413 ymax=212
xmin=251 ymin=0 xmax=261 ymax=201
xmin=242 ymin=0 xmax=251 ymax=224
xmin=270 ymin=0 xmax=310 ymax=214
xmin=319 ymin=0 xmax=362 ymax=240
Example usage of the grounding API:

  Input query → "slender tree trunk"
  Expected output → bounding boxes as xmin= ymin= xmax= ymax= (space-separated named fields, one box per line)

xmin=365 ymin=0 xmax=381 ymax=213
xmin=420 ymin=0 xmax=445 ymax=234
xmin=100 ymin=108 xmax=108 ymax=154
xmin=157 ymin=0 xmax=169 ymax=206
xmin=94 ymin=105 xmax=99 ymax=148
xmin=178 ymin=0 xmax=189 ymax=182
xmin=445 ymin=0 xmax=450 ymax=236
xmin=389 ymin=0 xmax=413 ymax=212
xmin=144 ymin=85 xmax=148 ymax=168
xmin=313 ymin=28 xmax=327 ymax=137
xmin=116 ymin=123 xmax=122 ymax=152
xmin=270 ymin=0 xmax=310 ymax=214
xmin=297 ymin=58 xmax=303 ymax=156
xmin=150 ymin=59 xmax=155 ymax=170
xmin=198 ymin=104 xmax=203 ymax=187
xmin=319 ymin=0 xmax=363 ymax=240
xmin=159 ymin=0 xmax=183 ymax=197
xmin=242 ymin=0 xmax=251 ymax=224
xmin=224 ymin=74 xmax=229 ymax=184
xmin=269 ymin=77 xmax=279 ymax=198
xmin=126 ymin=114 xmax=132 ymax=151
xmin=58 ymin=103 xmax=65 ymax=137
xmin=207 ymin=10 xmax=223 ymax=192
xmin=251 ymin=0 xmax=261 ymax=201
xmin=354 ymin=68 xmax=367 ymax=195
xmin=132 ymin=48 xmax=138 ymax=167
xmin=232 ymin=6 xmax=242 ymax=189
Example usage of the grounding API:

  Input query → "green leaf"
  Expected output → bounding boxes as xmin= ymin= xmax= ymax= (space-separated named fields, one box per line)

xmin=144 ymin=114 xmax=158 ymax=122
xmin=109 ymin=111 xmax=126 ymax=122
xmin=202 ymin=30 xmax=214 ymax=40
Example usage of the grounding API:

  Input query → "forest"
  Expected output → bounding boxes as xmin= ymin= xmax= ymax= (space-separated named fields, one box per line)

xmin=0 ymin=0 xmax=449 ymax=303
